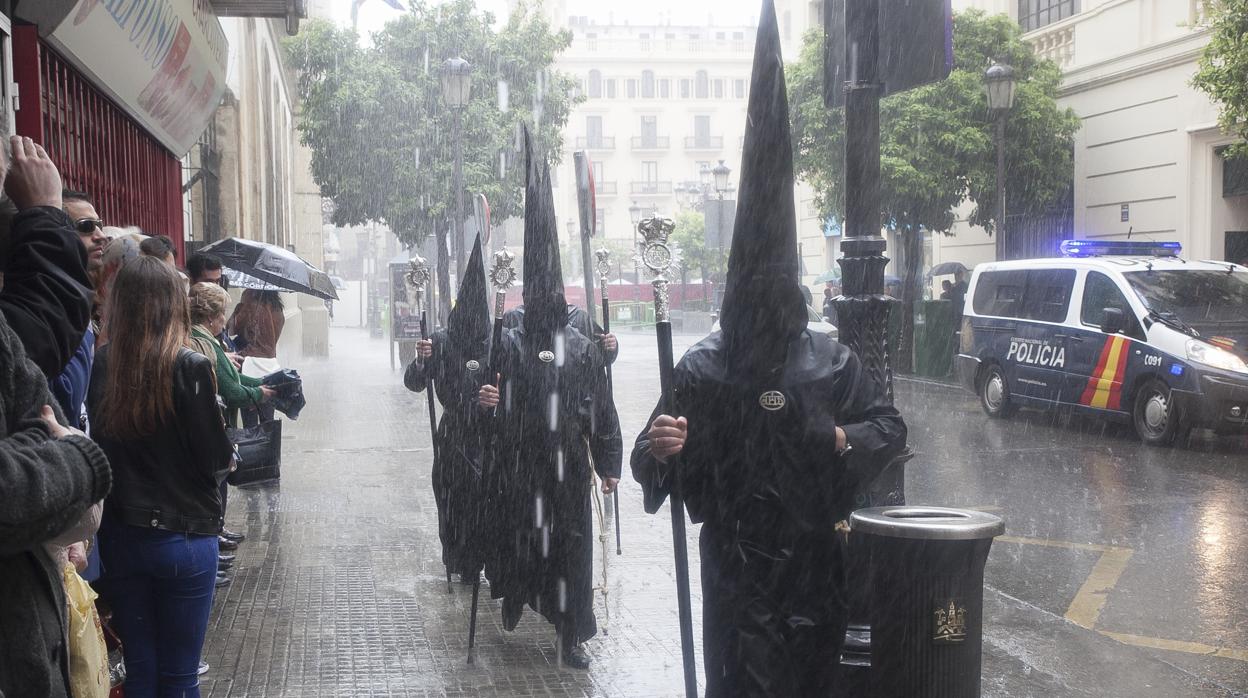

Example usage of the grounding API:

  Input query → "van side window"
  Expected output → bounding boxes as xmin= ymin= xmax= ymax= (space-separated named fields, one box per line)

xmin=1081 ymin=271 xmax=1133 ymax=331
xmin=972 ymin=270 xmax=1028 ymax=318
xmin=1021 ymin=269 xmax=1075 ymax=322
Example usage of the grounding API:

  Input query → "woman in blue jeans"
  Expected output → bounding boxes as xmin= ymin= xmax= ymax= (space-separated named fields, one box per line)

xmin=89 ymin=257 xmax=235 ymax=697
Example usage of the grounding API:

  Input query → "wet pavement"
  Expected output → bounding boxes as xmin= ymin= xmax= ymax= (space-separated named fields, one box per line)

xmin=202 ymin=328 xmax=1248 ymax=697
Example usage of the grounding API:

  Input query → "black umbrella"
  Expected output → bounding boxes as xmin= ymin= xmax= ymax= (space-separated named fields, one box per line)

xmin=926 ymin=261 xmax=970 ymax=278
xmin=200 ymin=237 xmax=339 ymax=300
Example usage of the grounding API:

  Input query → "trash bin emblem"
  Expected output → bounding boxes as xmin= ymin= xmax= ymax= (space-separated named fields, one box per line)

xmin=933 ymin=599 xmax=967 ymax=644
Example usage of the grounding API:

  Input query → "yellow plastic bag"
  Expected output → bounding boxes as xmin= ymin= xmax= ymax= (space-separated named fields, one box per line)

xmin=63 ymin=563 xmax=110 ymax=698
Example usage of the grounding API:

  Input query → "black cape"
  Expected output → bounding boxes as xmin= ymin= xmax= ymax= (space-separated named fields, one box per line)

xmin=501 ymin=304 xmax=618 ymax=365
xmin=631 ymin=330 xmax=906 ymax=696
xmin=487 ymin=324 xmax=622 ymax=645
xmin=404 ymin=330 xmax=491 ymax=577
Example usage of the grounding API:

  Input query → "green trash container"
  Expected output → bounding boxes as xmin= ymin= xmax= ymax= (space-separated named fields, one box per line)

xmin=915 ymin=300 xmax=956 ymax=378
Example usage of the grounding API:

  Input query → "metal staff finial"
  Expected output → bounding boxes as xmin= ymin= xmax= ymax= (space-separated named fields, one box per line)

xmin=488 ymin=249 xmax=517 ymax=318
xmin=594 ymin=248 xmax=612 ymax=291
xmin=637 ymin=215 xmax=677 ymax=321
xmin=406 ymin=254 xmax=432 ymax=308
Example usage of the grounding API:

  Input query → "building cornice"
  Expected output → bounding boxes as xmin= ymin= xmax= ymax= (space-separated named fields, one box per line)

xmin=1056 ymin=29 xmax=1211 ymax=97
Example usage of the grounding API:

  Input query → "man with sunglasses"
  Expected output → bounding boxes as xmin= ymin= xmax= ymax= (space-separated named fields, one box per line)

xmin=62 ymin=191 xmax=107 ymax=272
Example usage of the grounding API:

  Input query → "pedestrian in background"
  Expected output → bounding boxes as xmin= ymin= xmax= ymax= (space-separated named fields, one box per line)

xmin=229 ymin=289 xmax=285 ymax=426
xmin=89 ymin=257 xmax=234 ymax=697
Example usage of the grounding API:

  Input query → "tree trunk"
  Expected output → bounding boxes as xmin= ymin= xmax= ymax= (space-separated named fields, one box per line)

xmin=436 ymin=217 xmax=452 ymax=325
xmin=896 ymin=225 xmax=924 ymax=375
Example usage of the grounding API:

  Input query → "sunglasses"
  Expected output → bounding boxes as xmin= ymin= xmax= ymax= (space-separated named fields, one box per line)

xmin=74 ymin=218 xmax=104 ymax=234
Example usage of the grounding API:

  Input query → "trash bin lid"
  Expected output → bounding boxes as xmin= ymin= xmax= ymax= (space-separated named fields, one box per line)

xmin=850 ymin=506 xmax=1004 ymax=541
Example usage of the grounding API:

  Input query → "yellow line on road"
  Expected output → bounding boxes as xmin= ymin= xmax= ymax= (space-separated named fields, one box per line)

xmin=1100 ymin=632 xmax=1248 ymax=663
xmin=994 ymin=536 xmax=1248 ymax=663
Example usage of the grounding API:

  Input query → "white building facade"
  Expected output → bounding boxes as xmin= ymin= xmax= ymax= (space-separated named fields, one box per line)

xmin=553 ymin=15 xmax=756 ymax=253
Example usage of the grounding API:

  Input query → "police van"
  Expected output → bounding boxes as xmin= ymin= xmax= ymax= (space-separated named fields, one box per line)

xmin=956 ymin=240 xmax=1248 ymax=446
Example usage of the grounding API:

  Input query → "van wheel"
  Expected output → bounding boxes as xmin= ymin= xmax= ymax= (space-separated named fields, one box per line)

xmin=979 ymin=365 xmax=1016 ymax=418
xmin=1133 ymin=379 xmax=1180 ymax=447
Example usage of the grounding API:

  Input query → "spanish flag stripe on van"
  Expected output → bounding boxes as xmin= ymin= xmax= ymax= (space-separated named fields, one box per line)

xmin=1080 ymin=336 xmax=1130 ymax=409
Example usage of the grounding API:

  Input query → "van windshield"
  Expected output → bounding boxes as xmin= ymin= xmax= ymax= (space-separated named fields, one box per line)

xmin=1123 ymin=269 xmax=1248 ymax=329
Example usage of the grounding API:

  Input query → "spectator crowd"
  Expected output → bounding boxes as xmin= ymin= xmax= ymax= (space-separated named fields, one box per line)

xmin=0 ymin=135 xmax=287 ymax=698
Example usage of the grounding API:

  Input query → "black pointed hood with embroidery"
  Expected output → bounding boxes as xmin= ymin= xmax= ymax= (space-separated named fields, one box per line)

xmin=446 ymin=232 xmax=490 ymax=352
xmin=520 ymin=125 xmax=566 ymax=344
xmin=718 ymin=0 xmax=807 ymax=372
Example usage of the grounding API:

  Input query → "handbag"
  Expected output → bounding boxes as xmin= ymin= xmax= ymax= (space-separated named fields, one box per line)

xmin=227 ymin=419 xmax=282 ymax=486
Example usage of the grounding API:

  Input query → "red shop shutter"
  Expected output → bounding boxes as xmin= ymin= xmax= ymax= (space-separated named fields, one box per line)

xmin=12 ymin=26 xmax=185 ymax=263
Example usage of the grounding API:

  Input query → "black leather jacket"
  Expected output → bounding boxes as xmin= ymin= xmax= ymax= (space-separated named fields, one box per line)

xmin=88 ymin=347 xmax=234 ymax=536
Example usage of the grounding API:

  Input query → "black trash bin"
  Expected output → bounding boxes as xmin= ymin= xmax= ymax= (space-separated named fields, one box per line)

xmin=850 ymin=506 xmax=1005 ymax=698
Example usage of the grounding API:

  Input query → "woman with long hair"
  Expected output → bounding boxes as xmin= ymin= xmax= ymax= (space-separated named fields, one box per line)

xmin=228 ymin=289 xmax=284 ymax=426
xmin=88 ymin=257 xmax=234 ymax=697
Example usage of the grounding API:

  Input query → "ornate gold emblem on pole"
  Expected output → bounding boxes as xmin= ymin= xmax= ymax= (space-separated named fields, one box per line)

xmin=636 ymin=215 xmax=677 ymax=322
xmin=489 ymin=249 xmax=517 ymax=318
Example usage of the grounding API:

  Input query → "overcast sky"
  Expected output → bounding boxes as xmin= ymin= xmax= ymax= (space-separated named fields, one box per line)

xmin=339 ymin=0 xmax=761 ymax=40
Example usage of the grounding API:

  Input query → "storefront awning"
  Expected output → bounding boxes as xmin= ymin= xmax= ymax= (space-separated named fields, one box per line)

xmin=211 ymin=0 xmax=307 ymax=35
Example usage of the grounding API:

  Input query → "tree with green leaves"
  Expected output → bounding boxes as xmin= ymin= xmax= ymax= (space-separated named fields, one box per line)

xmin=284 ymin=0 xmax=577 ymax=318
xmin=788 ymin=9 xmax=1079 ymax=372
xmin=670 ymin=209 xmax=726 ymax=307
xmin=1194 ymin=0 xmax=1248 ymax=160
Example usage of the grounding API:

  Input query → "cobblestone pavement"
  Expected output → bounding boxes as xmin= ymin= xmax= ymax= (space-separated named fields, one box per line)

xmin=202 ymin=328 xmax=706 ymax=698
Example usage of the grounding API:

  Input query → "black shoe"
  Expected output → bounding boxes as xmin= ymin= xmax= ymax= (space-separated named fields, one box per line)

xmin=215 ymin=573 xmax=231 ymax=588
xmin=218 ymin=537 xmax=239 ymax=551
xmin=218 ymin=560 xmax=234 ymax=572
xmin=221 ymin=529 xmax=246 ymax=542
xmin=562 ymin=645 xmax=591 ymax=670
xmin=218 ymin=554 xmax=236 ymax=564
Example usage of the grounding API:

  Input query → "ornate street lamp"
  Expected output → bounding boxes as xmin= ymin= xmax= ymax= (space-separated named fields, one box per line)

xmin=711 ymin=161 xmax=732 ymax=300
xmin=442 ymin=56 xmax=473 ymax=282
xmin=984 ymin=61 xmax=1017 ymax=261
xmin=712 ymin=159 xmax=731 ymax=194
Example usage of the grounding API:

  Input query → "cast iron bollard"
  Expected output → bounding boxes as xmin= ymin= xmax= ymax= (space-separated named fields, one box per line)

xmin=849 ymin=506 xmax=1005 ymax=698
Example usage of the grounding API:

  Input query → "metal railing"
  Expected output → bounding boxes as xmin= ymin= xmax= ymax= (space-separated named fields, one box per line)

xmin=630 ymin=136 xmax=670 ymax=150
xmin=630 ymin=180 xmax=674 ymax=195
xmin=684 ymin=136 xmax=724 ymax=150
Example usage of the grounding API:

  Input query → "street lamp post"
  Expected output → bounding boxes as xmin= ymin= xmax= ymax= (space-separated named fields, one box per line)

xmin=712 ymin=160 xmax=732 ymax=309
xmin=985 ymin=61 xmax=1017 ymax=262
xmin=441 ymin=56 xmax=473 ymax=282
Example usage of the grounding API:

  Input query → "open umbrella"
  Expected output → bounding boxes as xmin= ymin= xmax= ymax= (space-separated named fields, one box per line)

xmin=926 ymin=261 xmax=970 ymax=278
xmin=812 ymin=269 xmax=841 ymax=284
xmin=200 ymin=237 xmax=339 ymax=301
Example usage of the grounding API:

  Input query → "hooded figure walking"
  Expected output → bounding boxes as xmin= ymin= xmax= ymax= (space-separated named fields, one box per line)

xmin=405 ymin=234 xmax=493 ymax=581
xmin=478 ymin=128 xmax=622 ymax=669
xmin=629 ymin=2 xmax=908 ymax=694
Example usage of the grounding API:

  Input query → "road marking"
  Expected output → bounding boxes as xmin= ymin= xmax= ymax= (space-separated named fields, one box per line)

xmin=994 ymin=536 xmax=1248 ymax=663
xmin=1100 ymin=632 xmax=1248 ymax=663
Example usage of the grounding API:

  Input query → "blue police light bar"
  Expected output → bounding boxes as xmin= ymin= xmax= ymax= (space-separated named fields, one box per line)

xmin=1059 ymin=239 xmax=1182 ymax=258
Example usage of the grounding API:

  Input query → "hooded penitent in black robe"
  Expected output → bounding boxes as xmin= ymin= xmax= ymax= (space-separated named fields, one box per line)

xmin=486 ymin=128 xmax=622 ymax=649
xmin=630 ymin=2 xmax=907 ymax=694
xmin=404 ymin=235 xmax=492 ymax=577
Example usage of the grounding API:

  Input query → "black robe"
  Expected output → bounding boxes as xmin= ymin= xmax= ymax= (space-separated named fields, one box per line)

xmin=404 ymin=329 xmax=491 ymax=577
xmin=631 ymin=330 xmax=907 ymax=696
xmin=487 ymin=324 xmax=622 ymax=645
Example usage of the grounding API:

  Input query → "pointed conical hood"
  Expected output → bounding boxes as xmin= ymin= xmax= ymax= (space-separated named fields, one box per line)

xmin=520 ymin=125 xmax=566 ymax=343
xmin=718 ymin=0 xmax=807 ymax=372
xmin=446 ymin=233 xmax=490 ymax=349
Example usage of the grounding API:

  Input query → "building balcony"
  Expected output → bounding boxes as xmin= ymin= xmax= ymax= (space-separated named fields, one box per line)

xmin=575 ymin=137 xmax=616 ymax=151
xmin=596 ymin=181 xmax=619 ymax=196
xmin=630 ymin=181 xmax=674 ymax=196
xmin=1025 ymin=20 xmax=1075 ymax=71
xmin=631 ymin=136 xmax=671 ymax=150
xmin=684 ymin=136 xmax=724 ymax=151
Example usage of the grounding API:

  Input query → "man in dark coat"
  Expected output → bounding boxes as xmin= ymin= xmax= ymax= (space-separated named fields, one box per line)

xmin=0 ymin=137 xmax=112 ymax=698
xmin=479 ymin=127 xmax=622 ymax=669
xmin=629 ymin=4 xmax=907 ymax=694
xmin=405 ymin=234 xmax=493 ymax=580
